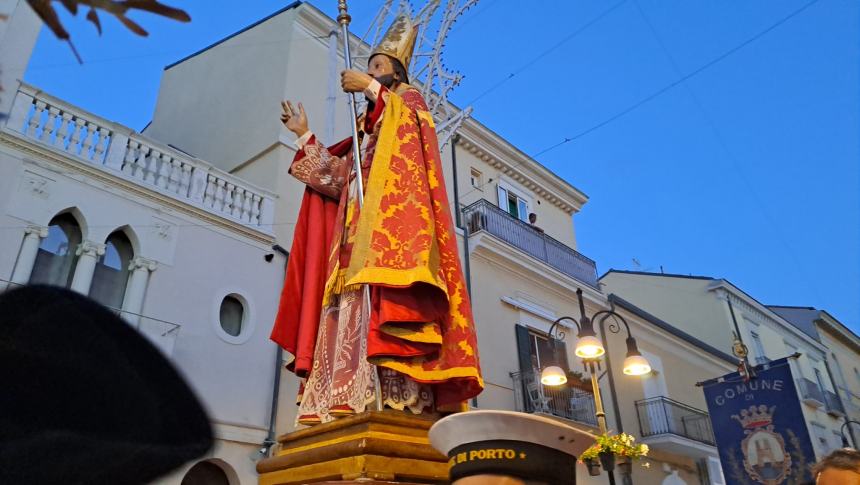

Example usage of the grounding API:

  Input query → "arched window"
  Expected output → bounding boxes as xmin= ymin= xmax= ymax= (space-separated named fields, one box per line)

xmin=29 ymin=213 xmax=81 ymax=287
xmin=90 ymin=231 xmax=133 ymax=309
xmin=180 ymin=461 xmax=230 ymax=485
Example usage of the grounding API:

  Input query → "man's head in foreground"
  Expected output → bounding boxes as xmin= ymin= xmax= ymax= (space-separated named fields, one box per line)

xmin=814 ymin=448 xmax=860 ymax=485
xmin=0 ymin=285 xmax=213 ymax=484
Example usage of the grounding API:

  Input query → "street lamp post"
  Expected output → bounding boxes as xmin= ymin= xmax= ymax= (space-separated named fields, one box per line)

xmin=841 ymin=420 xmax=860 ymax=448
xmin=540 ymin=288 xmax=652 ymax=485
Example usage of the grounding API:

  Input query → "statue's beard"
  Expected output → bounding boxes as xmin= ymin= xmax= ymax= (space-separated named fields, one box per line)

xmin=374 ymin=73 xmax=396 ymax=88
xmin=366 ymin=74 xmax=397 ymax=112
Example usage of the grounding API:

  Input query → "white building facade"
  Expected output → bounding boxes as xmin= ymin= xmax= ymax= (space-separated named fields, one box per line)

xmin=1 ymin=2 xmax=287 ymax=483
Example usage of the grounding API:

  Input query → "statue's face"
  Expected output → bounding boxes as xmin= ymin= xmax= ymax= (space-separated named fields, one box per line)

xmin=367 ymin=54 xmax=395 ymax=79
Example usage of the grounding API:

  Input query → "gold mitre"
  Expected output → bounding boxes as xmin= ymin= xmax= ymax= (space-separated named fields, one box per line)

xmin=370 ymin=15 xmax=418 ymax=71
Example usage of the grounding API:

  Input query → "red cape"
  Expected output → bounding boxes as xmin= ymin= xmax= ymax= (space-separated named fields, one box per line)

xmin=270 ymin=139 xmax=350 ymax=376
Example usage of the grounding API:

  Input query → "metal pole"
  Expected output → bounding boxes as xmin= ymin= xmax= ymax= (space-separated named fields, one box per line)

xmin=337 ymin=0 xmax=383 ymax=413
xmin=262 ymin=246 xmax=290 ymax=457
xmin=588 ymin=360 xmax=607 ymax=434
xmin=588 ymin=359 xmax=618 ymax=485
xmin=842 ymin=420 xmax=860 ymax=448
xmin=726 ymin=297 xmax=751 ymax=368
xmin=450 ymin=135 xmax=462 ymax=229
xmin=452 ymin=135 xmax=473 ymax=298
xmin=336 ymin=1 xmax=366 ymax=203
xmin=598 ymin=312 xmax=624 ymax=434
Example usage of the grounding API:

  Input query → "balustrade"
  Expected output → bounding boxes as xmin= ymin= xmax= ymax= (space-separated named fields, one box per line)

xmin=4 ymin=83 xmax=274 ymax=233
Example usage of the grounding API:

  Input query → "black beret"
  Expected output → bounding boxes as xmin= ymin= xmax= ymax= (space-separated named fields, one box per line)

xmin=0 ymin=285 xmax=213 ymax=485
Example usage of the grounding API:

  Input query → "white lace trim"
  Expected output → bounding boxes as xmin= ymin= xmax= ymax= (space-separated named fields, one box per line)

xmin=296 ymin=288 xmax=433 ymax=424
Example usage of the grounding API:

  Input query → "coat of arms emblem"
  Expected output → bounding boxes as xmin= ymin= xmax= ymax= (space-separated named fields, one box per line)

xmin=732 ymin=404 xmax=792 ymax=484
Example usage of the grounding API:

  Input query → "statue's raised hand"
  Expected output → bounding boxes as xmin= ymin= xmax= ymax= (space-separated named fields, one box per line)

xmin=280 ymin=100 xmax=308 ymax=138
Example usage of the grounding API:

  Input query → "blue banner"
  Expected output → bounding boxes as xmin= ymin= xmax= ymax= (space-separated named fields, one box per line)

xmin=702 ymin=357 xmax=815 ymax=484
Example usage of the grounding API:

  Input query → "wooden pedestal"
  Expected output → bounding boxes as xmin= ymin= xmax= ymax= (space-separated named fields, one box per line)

xmin=257 ymin=410 xmax=449 ymax=484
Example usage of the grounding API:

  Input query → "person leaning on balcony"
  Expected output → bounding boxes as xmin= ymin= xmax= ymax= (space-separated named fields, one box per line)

xmin=812 ymin=448 xmax=860 ymax=485
xmin=528 ymin=213 xmax=544 ymax=233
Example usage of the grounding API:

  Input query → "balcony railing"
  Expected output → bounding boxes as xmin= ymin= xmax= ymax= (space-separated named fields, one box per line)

xmin=0 ymin=279 xmax=180 ymax=356
xmin=462 ymin=199 xmax=598 ymax=288
xmin=796 ymin=378 xmax=825 ymax=407
xmin=824 ymin=390 xmax=846 ymax=417
xmin=3 ymin=83 xmax=275 ymax=234
xmin=635 ymin=396 xmax=715 ymax=446
xmin=511 ymin=370 xmax=598 ymax=427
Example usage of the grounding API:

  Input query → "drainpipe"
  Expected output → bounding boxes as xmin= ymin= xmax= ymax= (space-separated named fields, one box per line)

xmin=262 ymin=244 xmax=289 ymax=457
xmin=451 ymin=135 xmax=472 ymax=297
xmin=452 ymin=136 xmax=476 ymax=408
xmin=451 ymin=135 xmax=463 ymax=229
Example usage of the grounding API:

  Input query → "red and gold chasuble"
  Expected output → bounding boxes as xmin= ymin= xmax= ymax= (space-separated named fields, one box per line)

xmin=271 ymin=83 xmax=483 ymax=424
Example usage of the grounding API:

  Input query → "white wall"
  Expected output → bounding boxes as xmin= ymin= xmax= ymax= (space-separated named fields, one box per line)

xmin=144 ymin=7 xmax=299 ymax=173
xmin=0 ymin=0 xmax=41 ymax=116
xmin=0 ymin=124 xmax=285 ymax=484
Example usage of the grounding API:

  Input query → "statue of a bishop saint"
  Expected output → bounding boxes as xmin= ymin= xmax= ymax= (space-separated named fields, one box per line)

xmin=272 ymin=15 xmax=483 ymax=425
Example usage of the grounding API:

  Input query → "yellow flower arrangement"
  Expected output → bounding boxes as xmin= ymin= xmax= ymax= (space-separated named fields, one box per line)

xmin=579 ymin=433 xmax=649 ymax=461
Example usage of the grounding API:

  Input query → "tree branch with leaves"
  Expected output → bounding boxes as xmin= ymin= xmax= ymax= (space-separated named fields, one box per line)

xmin=26 ymin=0 xmax=191 ymax=62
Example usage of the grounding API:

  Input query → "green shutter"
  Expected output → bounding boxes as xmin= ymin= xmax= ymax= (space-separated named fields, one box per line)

xmin=515 ymin=324 xmax=533 ymax=374
xmin=515 ymin=324 xmax=535 ymax=413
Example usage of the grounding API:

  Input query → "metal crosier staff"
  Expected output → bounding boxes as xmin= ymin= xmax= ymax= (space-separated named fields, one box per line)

xmin=336 ymin=0 xmax=366 ymax=203
xmin=336 ymin=0 xmax=383 ymax=412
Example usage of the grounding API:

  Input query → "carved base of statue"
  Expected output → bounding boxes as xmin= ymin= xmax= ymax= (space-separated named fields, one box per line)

xmin=256 ymin=410 xmax=449 ymax=484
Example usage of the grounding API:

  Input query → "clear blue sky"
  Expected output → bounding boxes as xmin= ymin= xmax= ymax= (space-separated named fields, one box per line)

xmin=23 ymin=0 xmax=859 ymax=331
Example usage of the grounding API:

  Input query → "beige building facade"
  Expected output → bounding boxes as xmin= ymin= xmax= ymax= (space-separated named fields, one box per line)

xmin=816 ymin=312 xmax=860 ymax=446
xmin=601 ymin=271 xmax=851 ymax=462
xmin=769 ymin=306 xmax=860 ymax=448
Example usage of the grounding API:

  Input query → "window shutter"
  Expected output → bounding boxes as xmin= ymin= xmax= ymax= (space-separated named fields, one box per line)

xmin=515 ymin=324 xmax=535 ymax=413
xmin=497 ymin=185 xmax=507 ymax=209
xmin=515 ymin=324 xmax=533 ymax=374
xmin=517 ymin=198 xmax=528 ymax=221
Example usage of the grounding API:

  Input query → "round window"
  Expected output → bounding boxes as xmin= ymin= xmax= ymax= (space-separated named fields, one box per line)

xmin=219 ymin=295 xmax=244 ymax=337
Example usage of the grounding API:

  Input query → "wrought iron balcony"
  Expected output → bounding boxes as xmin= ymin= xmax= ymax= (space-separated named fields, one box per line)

xmin=462 ymin=199 xmax=598 ymax=288
xmin=635 ymin=396 xmax=715 ymax=447
xmin=796 ymin=378 xmax=825 ymax=408
xmin=511 ymin=370 xmax=597 ymax=427
xmin=824 ymin=390 xmax=846 ymax=417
